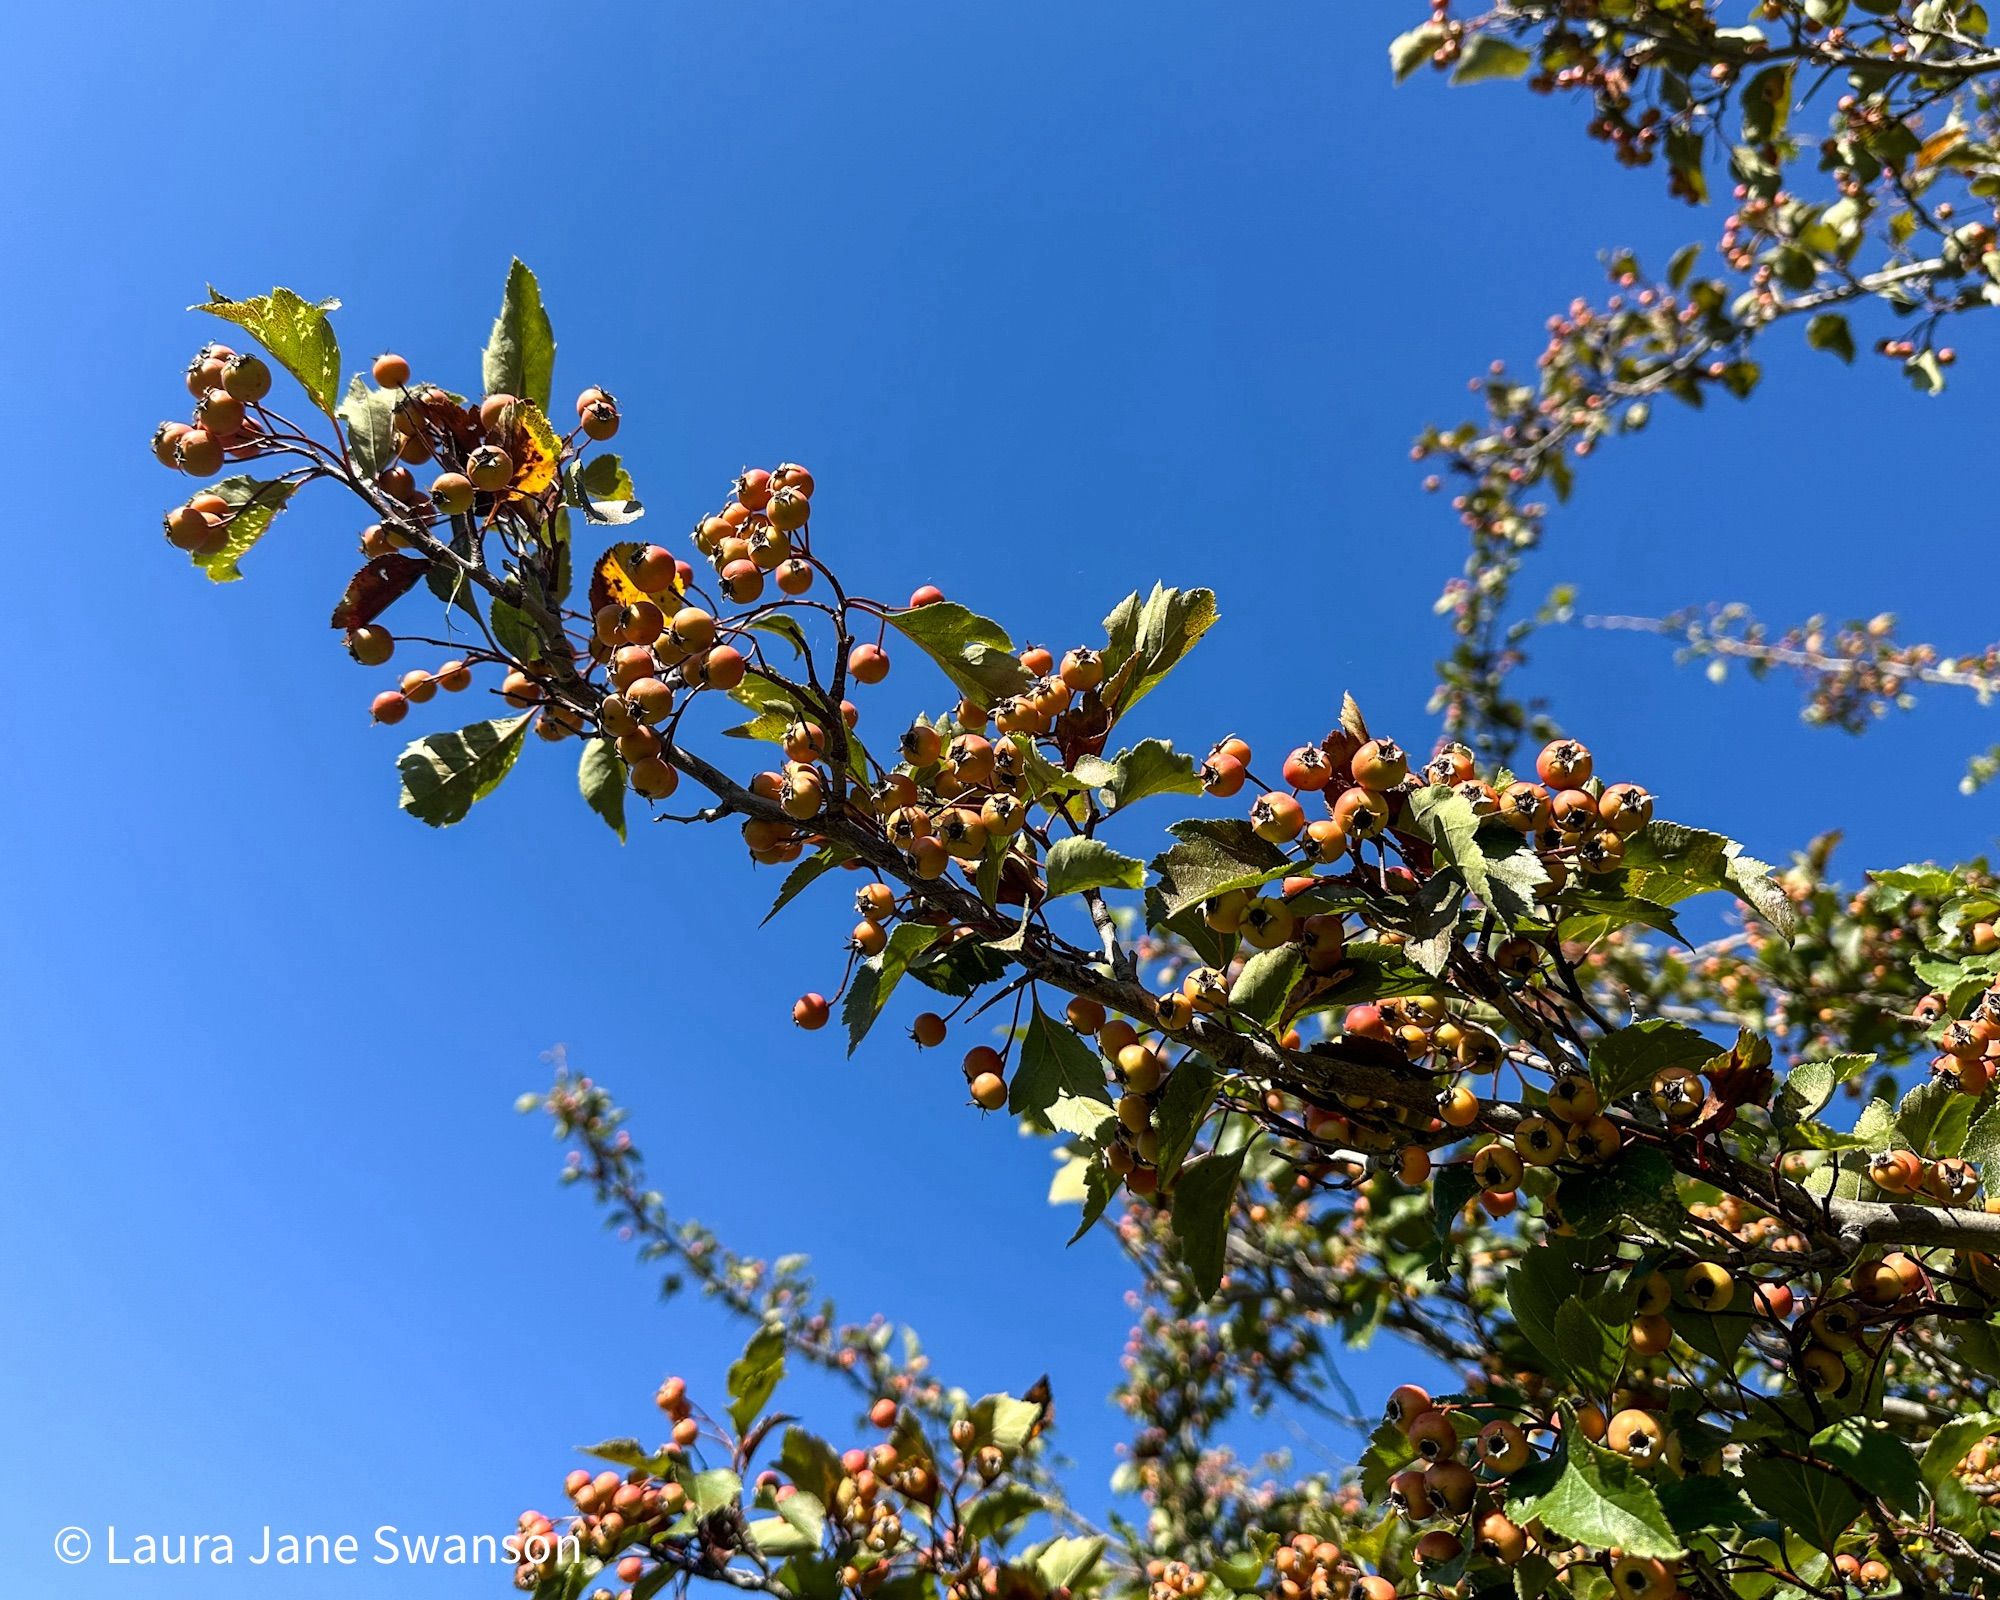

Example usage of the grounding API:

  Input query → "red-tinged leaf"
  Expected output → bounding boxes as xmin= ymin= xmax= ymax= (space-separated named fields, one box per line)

xmin=330 ymin=553 xmax=429 ymax=630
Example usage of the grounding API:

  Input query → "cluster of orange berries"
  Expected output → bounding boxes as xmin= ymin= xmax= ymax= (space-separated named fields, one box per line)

xmin=1377 ymin=1385 xmax=1681 ymax=1598
xmin=1954 ymin=1436 xmax=2000 ymax=1505
xmin=513 ymin=1468 xmax=686 ymax=1593
xmin=1463 ymin=1068 xmax=1622 ymax=1211
xmin=688 ymin=464 xmax=819 ymax=608
xmin=1146 ymin=1556 xmax=1217 ymax=1600
xmin=1219 ymin=734 xmax=1650 ymax=898
xmin=592 ymin=578 xmax=745 ymax=797
xmin=1908 ymin=967 xmax=2000 ymax=1111
xmin=153 ymin=341 xmax=274 ymax=554
xmin=1265 ymin=1535 xmax=1371 ymax=1600
xmin=373 ymin=354 xmax=618 ymax=519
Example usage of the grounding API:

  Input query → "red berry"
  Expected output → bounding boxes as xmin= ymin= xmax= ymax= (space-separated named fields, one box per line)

xmin=175 ymin=428 xmax=224 ymax=477
xmin=793 ymin=993 xmax=830 ymax=1030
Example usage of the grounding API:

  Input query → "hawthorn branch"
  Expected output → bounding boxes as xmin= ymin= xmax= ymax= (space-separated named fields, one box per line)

xmin=1580 ymin=611 xmax=2000 ymax=698
xmin=354 ymin=456 xmax=1985 ymax=1259
xmin=1827 ymin=1197 xmax=2000 ymax=1254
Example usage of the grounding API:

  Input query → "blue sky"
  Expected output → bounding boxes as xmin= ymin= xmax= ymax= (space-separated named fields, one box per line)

xmin=2 ymin=3 xmax=1994 ymax=1595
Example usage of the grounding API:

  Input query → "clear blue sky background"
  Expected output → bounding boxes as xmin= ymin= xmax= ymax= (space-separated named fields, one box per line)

xmin=2 ymin=4 xmax=1994 ymax=1595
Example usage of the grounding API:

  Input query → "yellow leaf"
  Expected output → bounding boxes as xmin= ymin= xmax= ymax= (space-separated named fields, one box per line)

xmin=1917 ymin=125 xmax=1966 ymax=169
xmin=590 ymin=540 xmax=680 ymax=616
xmin=509 ymin=402 xmax=562 ymax=497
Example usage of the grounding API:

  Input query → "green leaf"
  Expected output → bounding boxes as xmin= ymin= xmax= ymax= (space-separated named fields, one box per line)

xmin=1727 ymin=849 xmax=1799 ymax=940
xmin=1011 ymin=1002 xmax=1112 ymax=1116
xmin=338 ymin=376 xmax=399 ymax=479
xmin=765 ymin=846 xmax=850 ymax=924
xmin=397 ymin=716 xmax=533 ymax=827
xmin=1151 ymin=819 xmax=1289 ymax=918
xmin=1230 ymin=945 xmax=1303 ymax=1030
xmin=1512 ymin=1554 xmax=1558 ymax=1600
xmin=1776 ymin=1054 xmax=1871 ymax=1125
xmin=193 ymin=285 xmax=342 ymax=415
xmin=1065 ymin=1152 xmax=1119 ymax=1243
xmin=1811 ymin=1420 xmax=1922 ymax=1513
xmin=780 ymin=1430 xmax=846 ymax=1506
xmin=1806 ymin=312 xmax=1856 ymax=364
xmin=1152 ymin=1060 xmax=1219 ymax=1183
xmin=1482 ymin=838 xmax=1552 ymax=926
xmin=1070 ymin=739 xmax=1202 ymax=811
xmin=1559 ymin=1146 xmax=1683 ymax=1239
xmin=1617 ymin=820 xmax=1797 ymax=939
xmin=582 ymin=1437 xmax=677 ymax=1475
xmin=908 ymin=934 xmax=1011 ymax=997
xmin=1043 ymin=1093 xmax=1116 ymax=1139
xmin=1869 ymin=862 xmax=1958 ymax=907
xmin=482 ymin=258 xmax=557 ymax=412
xmin=1452 ymin=35 xmax=1532 ymax=83
xmin=1558 ymin=890 xmax=1685 ymax=950
xmin=1171 ymin=1140 xmax=1251 ymax=1300
xmin=1964 ymin=1100 xmax=2000 ymax=1165
xmin=1656 ymin=1475 xmax=1756 ymax=1537
xmin=1898 ymin=1075 xmax=1974 ymax=1157
xmin=962 ymin=1483 xmax=1044 ymax=1544
xmin=1409 ymin=788 xmax=1491 ymax=906
xmin=844 ymin=923 xmax=939 ymax=1054
xmin=774 ymin=1489 xmax=827 ymax=1548
xmin=1360 ymin=1415 xmax=1419 ymax=1501
xmin=563 ymin=453 xmax=644 ymax=524
xmin=578 ymin=738 xmax=627 ymax=841
xmin=1514 ymin=1436 xmax=1682 ymax=1558
xmin=727 ymin=1323 xmax=787 ymax=1434
xmin=883 ymin=602 xmax=1031 ymax=705
xmin=1589 ymin=1018 xmax=1717 ymax=1102
xmin=745 ymin=1517 xmax=819 ymax=1557
xmin=1031 ymin=1536 xmax=1105 ymax=1593
xmin=1430 ymin=1163 xmax=1478 ymax=1276
xmin=425 ymin=517 xmax=483 ymax=617
xmin=1921 ymin=1411 xmax=2000 ymax=1494
xmin=1554 ymin=1300 xmax=1624 ymax=1393
xmin=190 ymin=475 xmax=299 ymax=583
xmin=1043 ymin=837 xmax=1144 ymax=900
xmin=1506 ymin=1242 xmax=1585 ymax=1383
xmin=1668 ymin=1301 xmax=1753 ymax=1369
xmin=489 ymin=598 xmax=544 ymax=662
xmin=631 ymin=1562 xmax=675 ymax=1600
xmin=1100 ymin=585 xmax=1218 ymax=717
xmin=968 ymin=1392 xmax=1044 ymax=1453
xmin=1740 ymin=1454 xmax=1862 ymax=1556
xmin=1390 ymin=22 xmax=1445 ymax=79
xmin=1208 ymin=1534 xmax=1276 ymax=1593
xmin=1740 ymin=62 xmax=1794 ymax=143
xmin=681 ymin=1466 xmax=743 ymax=1519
